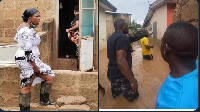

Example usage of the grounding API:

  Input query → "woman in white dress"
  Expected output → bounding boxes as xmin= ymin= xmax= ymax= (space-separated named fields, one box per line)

xmin=14 ymin=8 xmax=55 ymax=111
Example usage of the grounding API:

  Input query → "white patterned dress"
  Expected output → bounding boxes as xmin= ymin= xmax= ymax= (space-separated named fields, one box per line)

xmin=14 ymin=27 xmax=55 ymax=88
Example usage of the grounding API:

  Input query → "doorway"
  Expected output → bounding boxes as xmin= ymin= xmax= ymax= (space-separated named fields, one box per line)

xmin=153 ymin=21 xmax=157 ymax=39
xmin=58 ymin=0 xmax=79 ymax=58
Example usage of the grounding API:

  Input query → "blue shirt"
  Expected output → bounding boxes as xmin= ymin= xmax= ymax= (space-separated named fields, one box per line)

xmin=156 ymin=61 xmax=198 ymax=109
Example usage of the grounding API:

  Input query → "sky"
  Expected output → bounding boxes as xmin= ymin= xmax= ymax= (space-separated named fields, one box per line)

xmin=107 ymin=0 xmax=157 ymax=25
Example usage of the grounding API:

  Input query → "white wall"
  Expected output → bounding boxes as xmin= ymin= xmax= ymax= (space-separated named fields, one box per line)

xmin=149 ymin=4 xmax=167 ymax=40
xmin=99 ymin=7 xmax=107 ymax=51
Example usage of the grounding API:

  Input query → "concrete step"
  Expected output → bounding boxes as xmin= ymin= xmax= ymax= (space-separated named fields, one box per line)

xmin=1 ymin=95 xmax=91 ymax=111
xmin=1 ymin=104 xmax=91 ymax=111
xmin=31 ymin=103 xmax=91 ymax=111
xmin=1 ymin=107 xmax=19 ymax=111
xmin=57 ymin=95 xmax=86 ymax=105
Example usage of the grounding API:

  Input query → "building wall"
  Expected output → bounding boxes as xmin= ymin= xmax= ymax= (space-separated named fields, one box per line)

xmin=99 ymin=7 xmax=107 ymax=51
xmin=112 ymin=13 xmax=132 ymax=35
xmin=149 ymin=4 xmax=167 ymax=40
xmin=113 ymin=13 xmax=132 ymax=26
xmin=105 ymin=12 xmax=115 ymax=42
xmin=0 ymin=0 xmax=98 ymax=70
xmin=99 ymin=12 xmax=132 ymax=50
xmin=106 ymin=13 xmax=131 ymax=39
xmin=38 ymin=19 xmax=54 ymax=68
xmin=167 ymin=3 xmax=176 ymax=27
xmin=149 ymin=0 xmax=198 ymax=48
xmin=0 ymin=0 xmax=57 ymax=43
xmin=173 ymin=0 xmax=198 ymax=28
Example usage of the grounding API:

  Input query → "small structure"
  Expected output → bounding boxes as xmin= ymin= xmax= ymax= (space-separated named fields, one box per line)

xmin=99 ymin=0 xmax=132 ymax=50
xmin=106 ymin=12 xmax=132 ymax=38
xmin=0 ymin=0 xmax=99 ymax=71
xmin=143 ymin=0 xmax=176 ymax=40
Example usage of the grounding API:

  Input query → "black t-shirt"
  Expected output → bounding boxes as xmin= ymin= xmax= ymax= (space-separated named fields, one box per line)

xmin=107 ymin=31 xmax=133 ymax=80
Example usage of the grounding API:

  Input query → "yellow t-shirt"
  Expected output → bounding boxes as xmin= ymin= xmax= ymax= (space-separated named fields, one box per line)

xmin=141 ymin=37 xmax=152 ymax=55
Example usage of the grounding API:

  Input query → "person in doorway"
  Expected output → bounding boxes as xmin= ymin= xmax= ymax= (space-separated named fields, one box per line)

xmin=107 ymin=19 xmax=148 ymax=101
xmin=156 ymin=22 xmax=198 ymax=109
xmin=140 ymin=32 xmax=154 ymax=60
xmin=14 ymin=8 xmax=56 ymax=111
xmin=66 ymin=5 xmax=79 ymax=57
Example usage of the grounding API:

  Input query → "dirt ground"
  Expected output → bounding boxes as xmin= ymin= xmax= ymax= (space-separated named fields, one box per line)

xmin=99 ymin=41 xmax=170 ymax=109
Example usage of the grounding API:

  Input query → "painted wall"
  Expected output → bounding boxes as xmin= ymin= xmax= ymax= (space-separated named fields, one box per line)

xmin=167 ymin=3 xmax=176 ymax=27
xmin=148 ymin=4 xmax=167 ymax=40
xmin=99 ymin=7 xmax=107 ymax=51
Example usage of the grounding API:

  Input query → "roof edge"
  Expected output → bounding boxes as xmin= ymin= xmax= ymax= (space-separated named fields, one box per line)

xmin=99 ymin=0 xmax=117 ymax=12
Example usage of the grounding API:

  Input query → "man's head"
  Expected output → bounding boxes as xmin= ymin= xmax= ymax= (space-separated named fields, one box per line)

xmin=160 ymin=21 xmax=198 ymax=63
xmin=74 ymin=5 xmax=79 ymax=15
xmin=114 ymin=19 xmax=129 ymax=34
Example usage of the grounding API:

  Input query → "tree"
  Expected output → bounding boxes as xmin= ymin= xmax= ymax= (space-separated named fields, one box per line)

xmin=131 ymin=19 xmax=142 ymax=35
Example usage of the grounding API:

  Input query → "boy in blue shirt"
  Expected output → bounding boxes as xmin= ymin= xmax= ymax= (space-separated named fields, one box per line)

xmin=156 ymin=22 xmax=198 ymax=109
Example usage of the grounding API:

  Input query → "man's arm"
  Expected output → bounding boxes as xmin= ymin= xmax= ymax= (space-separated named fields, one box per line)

xmin=129 ymin=32 xmax=154 ymax=43
xmin=116 ymin=50 xmax=138 ymax=91
xmin=129 ymin=32 xmax=148 ymax=43
xmin=145 ymin=45 xmax=154 ymax=50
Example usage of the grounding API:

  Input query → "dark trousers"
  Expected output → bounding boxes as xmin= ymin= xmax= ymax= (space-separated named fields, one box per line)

xmin=109 ymin=78 xmax=139 ymax=101
xmin=143 ymin=54 xmax=153 ymax=60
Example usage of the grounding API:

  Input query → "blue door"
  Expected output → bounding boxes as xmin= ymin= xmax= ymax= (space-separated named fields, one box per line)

xmin=79 ymin=0 xmax=96 ymax=71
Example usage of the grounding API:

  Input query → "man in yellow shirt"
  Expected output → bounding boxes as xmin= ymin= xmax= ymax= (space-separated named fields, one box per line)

xmin=141 ymin=33 xmax=154 ymax=60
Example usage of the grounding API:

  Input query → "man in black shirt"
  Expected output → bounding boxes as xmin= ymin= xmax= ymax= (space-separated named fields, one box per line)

xmin=107 ymin=19 xmax=148 ymax=101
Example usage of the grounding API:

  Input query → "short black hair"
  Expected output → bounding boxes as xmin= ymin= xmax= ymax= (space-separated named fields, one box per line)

xmin=22 ymin=8 xmax=39 ymax=22
xmin=74 ymin=5 xmax=79 ymax=12
xmin=163 ymin=21 xmax=198 ymax=53
xmin=143 ymin=31 xmax=149 ymax=37
xmin=114 ymin=19 xmax=126 ymax=30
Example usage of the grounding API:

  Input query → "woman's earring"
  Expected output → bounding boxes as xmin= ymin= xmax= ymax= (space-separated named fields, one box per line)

xmin=30 ymin=21 xmax=37 ymax=28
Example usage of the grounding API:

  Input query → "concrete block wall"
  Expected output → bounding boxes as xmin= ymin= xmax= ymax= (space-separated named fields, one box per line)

xmin=106 ymin=12 xmax=132 ymax=40
xmin=0 ymin=66 xmax=98 ymax=110
xmin=173 ymin=0 xmax=198 ymax=28
xmin=38 ymin=19 xmax=54 ymax=68
xmin=113 ymin=13 xmax=132 ymax=26
xmin=106 ymin=12 xmax=115 ymax=40
xmin=0 ymin=0 xmax=57 ymax=43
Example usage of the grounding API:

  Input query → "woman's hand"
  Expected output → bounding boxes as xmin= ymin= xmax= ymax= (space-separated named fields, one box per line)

xmin=66 ymin=29 xmax=70 ymax=33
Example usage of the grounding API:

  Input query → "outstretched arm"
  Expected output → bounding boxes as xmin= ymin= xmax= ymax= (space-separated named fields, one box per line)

xmin=129 ymin=32 xmax=148 ymax=43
